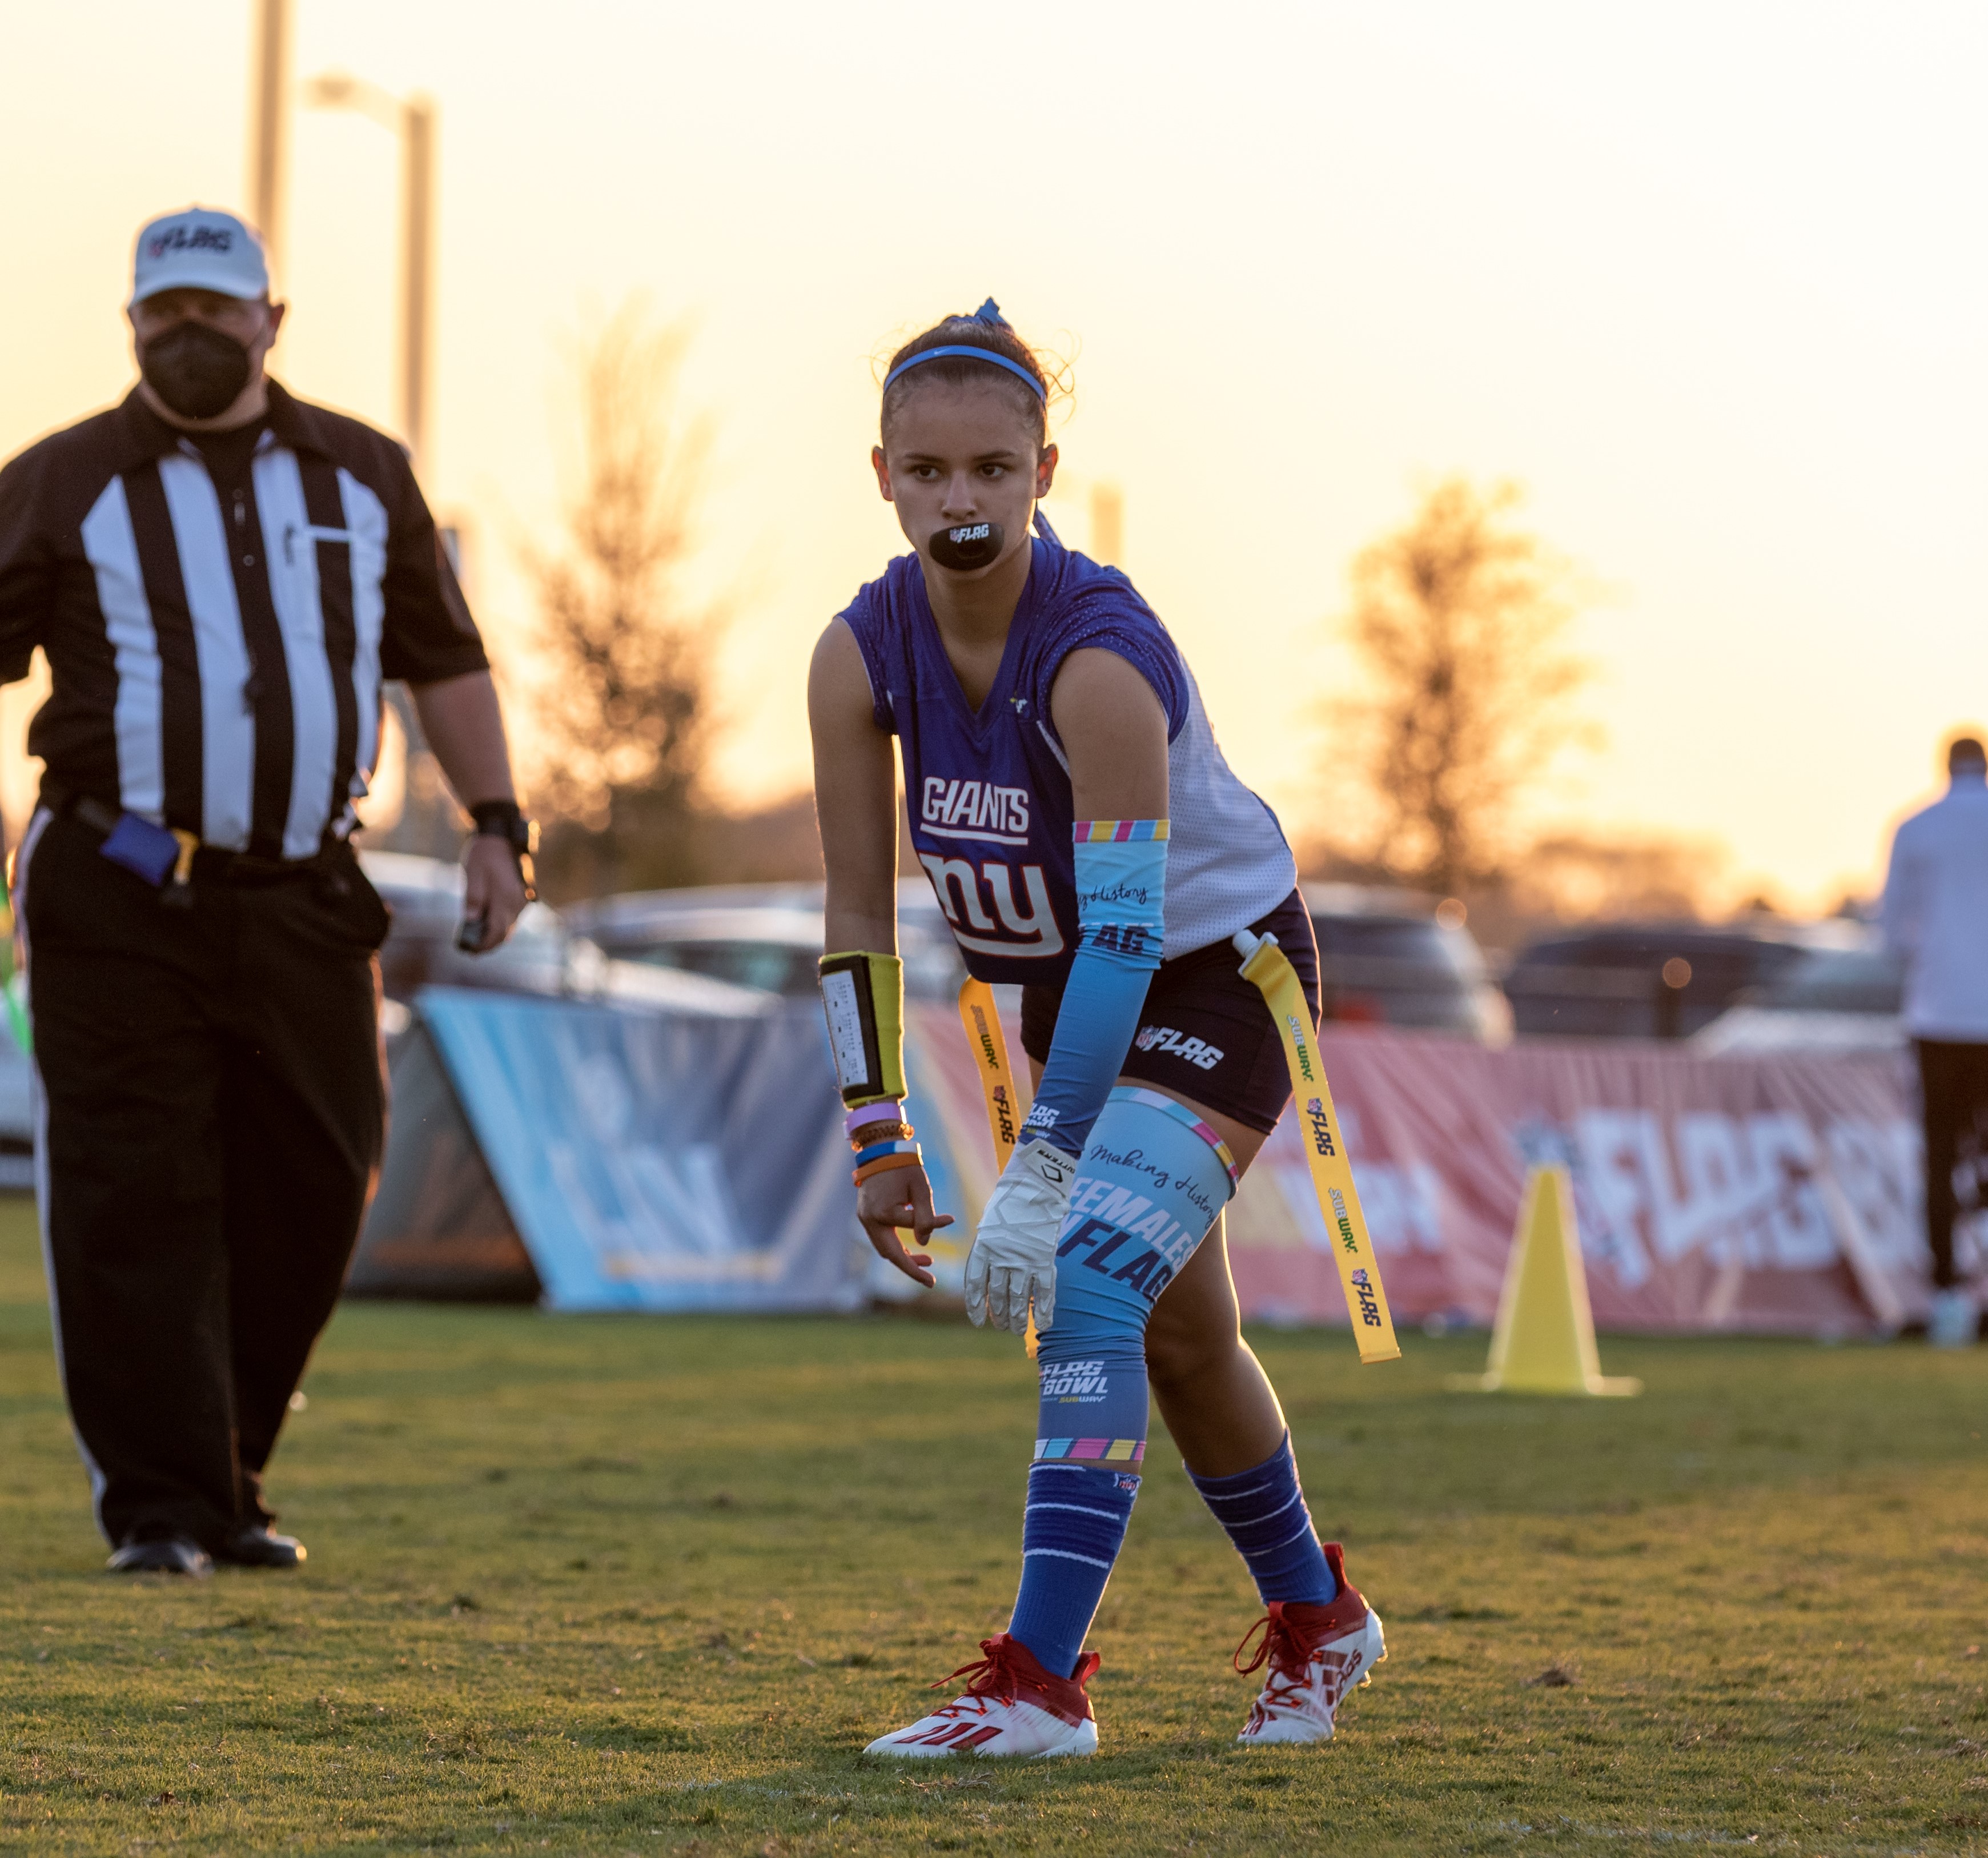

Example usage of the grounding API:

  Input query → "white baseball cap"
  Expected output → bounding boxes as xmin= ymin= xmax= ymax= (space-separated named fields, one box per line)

xmin=129 ymin=207 xmax=270 ymax=308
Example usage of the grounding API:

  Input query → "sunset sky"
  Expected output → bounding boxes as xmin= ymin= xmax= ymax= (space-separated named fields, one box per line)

xmin=3 ymin=2 xmax=1984 ymax=909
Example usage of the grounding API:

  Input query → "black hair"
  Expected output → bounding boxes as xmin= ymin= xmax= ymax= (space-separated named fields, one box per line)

xmin=1950 ymin=735 xmax=1986 ymax=771
xmin=878 ymin=307 xmax=1069 ymax=451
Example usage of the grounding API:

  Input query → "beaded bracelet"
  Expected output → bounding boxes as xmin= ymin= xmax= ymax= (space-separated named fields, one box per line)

xmin=853 ymin=1148 xmax=922 ymax=1187
xmin=845 ymin=1100 xmax=907 ymax=1142
xmin=848 ymin=1120 xmax=913 ymax=1151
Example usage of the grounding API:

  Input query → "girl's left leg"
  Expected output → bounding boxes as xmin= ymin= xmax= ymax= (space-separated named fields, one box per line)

xmin=1143 ymin=1210 xmax=1286 ymax=1473
xmin=1140 ymin=1126 xmax=1388 ymax=1745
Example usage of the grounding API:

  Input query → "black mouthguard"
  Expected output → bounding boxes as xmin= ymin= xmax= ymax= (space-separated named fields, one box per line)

xmin=927 ymin=520 xmax=1004 ymax=571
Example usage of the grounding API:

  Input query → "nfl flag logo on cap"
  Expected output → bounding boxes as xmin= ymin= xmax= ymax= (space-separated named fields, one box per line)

xmin=130 ymin=207 xmax=270 ymax=308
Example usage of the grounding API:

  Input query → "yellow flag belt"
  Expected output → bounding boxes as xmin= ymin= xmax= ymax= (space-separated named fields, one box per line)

xmin=957 ymin=978 xmax=1041 ymax=1355
xmin=958 ymin=978 xmax=1027 ymax=1171
xmin=960 ymin=959 xmax=1396 ymax=1363
xmin=1234 ymin=931 xmax=1401 ymax=1366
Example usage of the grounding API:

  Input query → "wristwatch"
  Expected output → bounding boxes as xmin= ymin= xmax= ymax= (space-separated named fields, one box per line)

xmin=469 ymin=799 xmax=537 ymax=901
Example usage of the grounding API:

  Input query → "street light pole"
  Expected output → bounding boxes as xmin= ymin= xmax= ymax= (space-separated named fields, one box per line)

xmin=247 ymin=0 xmax=291 ymax=265
xmin=300 ymin=73 xmax=436 ymax=474
xmin=400 ymin=96 xmax=435 ymax=469
xmin=302 ymin=72 xmax=455 ymax=855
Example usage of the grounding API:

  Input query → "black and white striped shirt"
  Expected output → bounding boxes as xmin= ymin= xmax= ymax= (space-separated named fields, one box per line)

xmin=0 ymin=382 xmax=488 ymax=860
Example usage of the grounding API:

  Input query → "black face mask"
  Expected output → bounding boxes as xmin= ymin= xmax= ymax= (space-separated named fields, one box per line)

xmin=927 ymin=520 xmax=1004 ymax=572
xmin=140 ymin=321 xmax=253 ymax=420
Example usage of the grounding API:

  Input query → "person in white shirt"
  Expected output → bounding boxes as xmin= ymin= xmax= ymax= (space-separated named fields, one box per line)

xmin=1882 ymin=733 xmax=1988 ymax=1347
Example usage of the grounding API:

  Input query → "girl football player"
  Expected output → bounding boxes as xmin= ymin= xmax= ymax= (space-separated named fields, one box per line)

xmin=810 ymin=303 xmax=1384 ymax=1755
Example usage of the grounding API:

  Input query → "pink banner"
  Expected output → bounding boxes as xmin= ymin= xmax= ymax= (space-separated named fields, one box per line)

xmin=1226 ymin=1031 xmax=1925 ymax=1336
xmin=907 ymin=1005 xmax=1929 ymax=1336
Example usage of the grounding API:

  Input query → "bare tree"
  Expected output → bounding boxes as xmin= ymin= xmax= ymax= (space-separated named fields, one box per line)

xmin=524 ymin=302 xmax=721 ymax=898
xmin=1514 ymin=830 xmax=1724 ymax=925
xmin=1336 ymin=477 xmax=1593 ymax=896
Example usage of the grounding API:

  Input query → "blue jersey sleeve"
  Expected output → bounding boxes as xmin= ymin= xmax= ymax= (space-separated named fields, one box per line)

xmin=834 ymin=571 xmax=899 ymax=735
xmin=1025 ymin=561 xmax=1190 ymax=745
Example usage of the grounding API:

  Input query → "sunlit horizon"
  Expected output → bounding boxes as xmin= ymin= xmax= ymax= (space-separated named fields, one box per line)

xmin=5 ymin=1 xmax=1985 ymax=916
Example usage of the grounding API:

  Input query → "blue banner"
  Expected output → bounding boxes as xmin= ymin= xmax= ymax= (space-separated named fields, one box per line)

xmin=409 ymin=988 xmax=867 ymax=1312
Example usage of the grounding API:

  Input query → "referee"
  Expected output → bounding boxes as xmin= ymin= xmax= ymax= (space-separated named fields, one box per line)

xmin=0 ymin=207 xmax=532 ymax=1575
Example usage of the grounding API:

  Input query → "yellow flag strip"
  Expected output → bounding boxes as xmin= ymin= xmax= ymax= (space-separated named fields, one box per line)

xmin=957 ymin=978 xmax=1041 ymax=1358
xmin=1234 ymin=931 xmax=1401 ymax=1365
xmin=958 ymin=978 xmax=1028 ymax=1168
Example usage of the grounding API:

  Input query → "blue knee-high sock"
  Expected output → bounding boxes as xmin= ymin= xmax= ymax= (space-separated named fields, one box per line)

xmin=1009 ymin=1459 xmax=1139 ymax=1679
xmin=1186 ymin=1432 xmax=1337 ymax=1606
xmin=1009 ymin=1319 xmax=1147 ymax=1678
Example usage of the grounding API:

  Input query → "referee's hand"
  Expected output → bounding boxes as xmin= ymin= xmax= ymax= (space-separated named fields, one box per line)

xmin=856 ymin=1163 xmax=954 ymax=1289
xmin=461 ymin=836 xmax=528 ymax=952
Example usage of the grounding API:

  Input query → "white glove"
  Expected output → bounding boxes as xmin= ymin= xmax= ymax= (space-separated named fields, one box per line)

xmin=965 ymin=1138 xmax=1075 ymax=1337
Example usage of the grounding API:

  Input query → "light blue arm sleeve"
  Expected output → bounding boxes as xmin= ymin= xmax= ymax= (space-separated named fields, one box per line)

xmin=1019 ymin=822 xmax=1168 ymax=1157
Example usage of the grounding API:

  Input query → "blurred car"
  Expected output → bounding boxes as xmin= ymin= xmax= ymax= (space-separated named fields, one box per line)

xmin=574 ymin=879 xmax=1511 ymax=1039
xmin=361 ymin=852 xmax=769 ymax=1038
xmin=1747 ymin=942 xmax=1904 ymax=1016
xmin=1303 ymin=883 xmax=1508 ymax=1042
xmin=1503 ymin=924 xmax=1812 ymax=1041
xmin=567 ymin=881 xmax=969 ymax=1001
xmin=362 ymin=849 xmax=573 ymax=1006
xmin=1693 ymin=942 xmax=1906 ymax=1055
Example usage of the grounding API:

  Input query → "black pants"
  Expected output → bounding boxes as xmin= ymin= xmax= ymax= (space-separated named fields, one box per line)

xmin=1917 ymin=1038 xmax=1988 ymax=1291
xmin=22 ymin=813 xmax=388 ymax=1550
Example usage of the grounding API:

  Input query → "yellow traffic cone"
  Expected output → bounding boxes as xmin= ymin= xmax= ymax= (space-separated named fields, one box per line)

xmin=1449 ymin=1165 xmax=1640 ymax=1396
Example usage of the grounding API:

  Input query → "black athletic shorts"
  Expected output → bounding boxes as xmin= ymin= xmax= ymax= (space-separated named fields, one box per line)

xmin=1019 ymin=888 xmax=1320 ymax=1135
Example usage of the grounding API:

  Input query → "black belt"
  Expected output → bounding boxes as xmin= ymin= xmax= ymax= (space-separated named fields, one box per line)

xmin=43 ymin=787 xmax=346 ymax=888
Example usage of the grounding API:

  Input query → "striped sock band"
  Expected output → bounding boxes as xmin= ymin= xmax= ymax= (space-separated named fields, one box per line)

xmin=1033 ymin=1436 xmax=1146 ymax=1464
xmin=1008 ymin=1462 xmax=1139 ymax=1680
xmin=1185 ymin=1432 xmax=1336 ymax=1606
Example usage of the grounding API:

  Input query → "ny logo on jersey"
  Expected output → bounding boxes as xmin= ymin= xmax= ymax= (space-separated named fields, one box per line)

xmin=919 ymin=855 xmax=1065 ymax=960
xmin=921 ymin=777 xmax=1030 ymax=846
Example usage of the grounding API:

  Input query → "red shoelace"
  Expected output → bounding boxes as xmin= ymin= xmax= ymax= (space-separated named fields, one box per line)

xmin=928 ymin=1639 xmax=1027 ymax=1716
xmin=1234 ymin=1611 xmax=1312 ymax=1676
xmin=1232 ymin=1612 xmax=1316 ymax=1705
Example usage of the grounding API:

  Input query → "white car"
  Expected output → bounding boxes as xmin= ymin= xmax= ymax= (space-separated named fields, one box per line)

xmin=360 ymin=852 xmax=772 ymax=1040
xmin=564 ymin=881 xmax=969 ymax=1002
xmin=1692 ymin=943 xmax=1906 ymax=1056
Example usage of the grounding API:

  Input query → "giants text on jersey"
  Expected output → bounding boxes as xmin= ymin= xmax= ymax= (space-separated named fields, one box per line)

xmin=838 ymin=533 xmax=1296 ymax=986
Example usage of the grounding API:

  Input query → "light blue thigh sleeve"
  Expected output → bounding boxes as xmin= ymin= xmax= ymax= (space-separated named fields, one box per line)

xmin=1031 ymin=1087 xmax=1239 ymax=1463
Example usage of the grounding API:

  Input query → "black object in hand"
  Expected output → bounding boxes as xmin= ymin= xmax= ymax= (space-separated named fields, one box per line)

xmin=455 ymin=912 xmax=491 ymax=955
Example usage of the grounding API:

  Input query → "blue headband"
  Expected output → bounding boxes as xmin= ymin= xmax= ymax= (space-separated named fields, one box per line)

xmin=881 ymin=299 xmax=1047 ymax=403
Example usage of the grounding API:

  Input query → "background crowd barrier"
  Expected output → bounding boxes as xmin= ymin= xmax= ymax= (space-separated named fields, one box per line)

xmin=907 ymin=1002 xmax=1930 ymax=1337
xmin=353 ymin=989 xmax=1930 ymax=1334
xmin=348 ymin=988 xmax=869 ymax=1311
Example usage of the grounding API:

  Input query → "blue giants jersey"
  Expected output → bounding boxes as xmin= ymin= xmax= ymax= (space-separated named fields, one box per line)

xmin=837 ymin=534 xmax=1296 ymax=986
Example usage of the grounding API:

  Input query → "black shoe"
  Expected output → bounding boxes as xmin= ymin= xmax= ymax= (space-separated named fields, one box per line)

xmin=106 ymin=1535 xmax=213 ymax=1577
xmin=215 ymin=1524 xmax=307 ymax=1568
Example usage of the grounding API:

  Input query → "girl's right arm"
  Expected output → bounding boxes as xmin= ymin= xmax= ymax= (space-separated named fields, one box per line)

xmin=808 ymin=619 xmax=953 ymax=1286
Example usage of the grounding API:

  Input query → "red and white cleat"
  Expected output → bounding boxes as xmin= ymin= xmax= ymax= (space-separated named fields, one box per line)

xmin=864 ymin=1632 xmax=1101 ymax=1758
xmin=1232 ymin=1544 xmax=1386 ymax=1745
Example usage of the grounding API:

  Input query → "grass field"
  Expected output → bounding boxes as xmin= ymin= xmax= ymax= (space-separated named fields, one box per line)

xmin=5 ymin=1202 xmax=1988 ymax=1856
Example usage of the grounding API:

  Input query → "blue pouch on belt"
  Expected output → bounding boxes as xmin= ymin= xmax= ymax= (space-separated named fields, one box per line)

xmin=98 ymin=812 xmax=182 ymax=886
